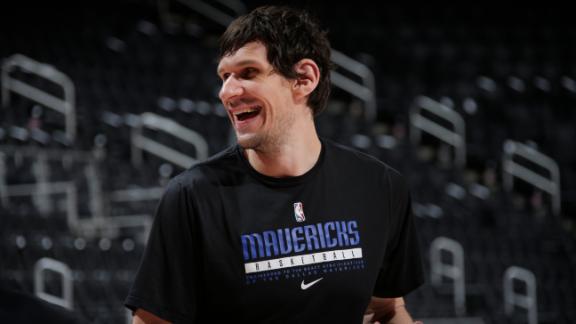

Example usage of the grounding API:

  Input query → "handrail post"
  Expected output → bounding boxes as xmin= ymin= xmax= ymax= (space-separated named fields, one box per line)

xmin=130 ymin=112 xmax=209 ymax=169
xmin=330 ymin=50 xmax=377 ymax=123
xmin=1 ymin=54 xmax=76 ymax=141
xmin=430 ymin=236 xmax=466 ymax=316
xmin=503 ymin=266 xmax=538 ymax=324
xmin=32 ymin=152 xmax=52 ymax=214
xmin=34 ymin=257 xmax=74 ymax=310
xmin=502 ymin=140 xmax=561 ymax=216
xmin=410 ymin=96 xmax=466 ymax=167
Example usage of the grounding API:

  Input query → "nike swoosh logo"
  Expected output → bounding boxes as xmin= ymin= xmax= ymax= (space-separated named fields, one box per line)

xmin=300 ymin=277 xmax=323 ymax=290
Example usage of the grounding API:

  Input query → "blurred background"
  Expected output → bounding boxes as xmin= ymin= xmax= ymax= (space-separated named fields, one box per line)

xmin=1 ymin=1 xmax=575 ymax=323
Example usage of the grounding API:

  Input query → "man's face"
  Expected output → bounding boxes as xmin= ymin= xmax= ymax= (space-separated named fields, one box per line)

xmin=217 ymin=41 xmax=296 ymax=151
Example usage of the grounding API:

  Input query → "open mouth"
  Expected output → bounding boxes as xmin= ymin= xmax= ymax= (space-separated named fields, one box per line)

xmin=234 ymin=106 xmax=262 ymax=122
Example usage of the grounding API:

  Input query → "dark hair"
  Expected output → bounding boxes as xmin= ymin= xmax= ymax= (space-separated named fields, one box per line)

xmin=219 ymin=6 xmax=332 ymax=116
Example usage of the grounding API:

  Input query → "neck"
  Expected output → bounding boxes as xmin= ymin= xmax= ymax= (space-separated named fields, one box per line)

xmin=244 ymin=120 xmax=322 ymax=178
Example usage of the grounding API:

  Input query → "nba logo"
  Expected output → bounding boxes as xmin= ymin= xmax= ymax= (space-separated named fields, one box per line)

xmin=294 ymin=202 xmax=306 ymax=222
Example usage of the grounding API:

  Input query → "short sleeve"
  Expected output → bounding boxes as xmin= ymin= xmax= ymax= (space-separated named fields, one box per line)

xmin=372 ymin=169 xmax=425 ymax=298
xmin=124 ymin=177 xmax=201 ymax=323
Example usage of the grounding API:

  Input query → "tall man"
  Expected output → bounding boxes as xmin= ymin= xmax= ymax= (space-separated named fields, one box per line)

xmin=126 ymin=6 xmax=424 ymax=323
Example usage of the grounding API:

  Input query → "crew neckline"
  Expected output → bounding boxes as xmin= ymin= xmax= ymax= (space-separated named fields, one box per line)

xmin=236 ymin=139 xmax=326 ymax=187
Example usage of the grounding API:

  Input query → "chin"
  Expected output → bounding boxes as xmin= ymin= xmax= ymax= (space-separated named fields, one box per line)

xmin=236 ymin=134 xmax=261 ymax=150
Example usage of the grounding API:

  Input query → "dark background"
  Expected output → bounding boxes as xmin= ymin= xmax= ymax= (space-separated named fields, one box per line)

xmin=1 ymin=1 xmax=575 ymax=323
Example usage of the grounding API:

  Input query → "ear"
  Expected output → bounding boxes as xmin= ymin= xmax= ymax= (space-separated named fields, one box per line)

xmin=292 ymin=59 xmax=320 ymax=102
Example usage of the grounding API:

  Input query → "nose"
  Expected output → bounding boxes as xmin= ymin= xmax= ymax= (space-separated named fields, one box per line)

xmin=219 ymin=76 xmax=244 ymax=105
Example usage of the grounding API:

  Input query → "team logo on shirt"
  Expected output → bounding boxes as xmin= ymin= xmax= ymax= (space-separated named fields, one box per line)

xmin=241 ymin=219 xmax=365 ymax=285
xmin=294 ymin=202 xmax=306 ymax=222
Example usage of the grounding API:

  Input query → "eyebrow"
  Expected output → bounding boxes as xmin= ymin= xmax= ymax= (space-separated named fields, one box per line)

xmin=217 ymin=59 xmax=262 ymax=75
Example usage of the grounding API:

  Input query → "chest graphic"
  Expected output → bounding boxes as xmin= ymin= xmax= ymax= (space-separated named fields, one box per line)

xmin=241 ymin=220 xmax=365 ymax=285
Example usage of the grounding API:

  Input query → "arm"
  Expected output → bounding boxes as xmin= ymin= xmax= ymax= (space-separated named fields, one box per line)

xmin=366 ymin=172 xmax=424 ymax=323
xmin=364 ymin=297 xmax=419 ymax=324
xmin=125 ymin=179 xmax=200 ymax=322
xmin=132 ymin=309 xmax=171 ymax=324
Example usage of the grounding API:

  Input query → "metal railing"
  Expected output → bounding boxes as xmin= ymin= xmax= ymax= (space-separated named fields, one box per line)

xmin=110 ymin=186 xmax=164 ymax=202
xmin=34 ymin=258 xmax=74 ymax=310
xmin=503 ymin=266 xmax=538 ymax=324
xmin=0 ymin=146 xmax=106 ymax=237
xmin=2 ymin=54 xmax=76 ymax=141
xmin=430 ymin=236 xmax=466 ymax=316
xmin=106 ymin=187 xmax=160 ymax=243
xmin=502 ymin=140 xmax=561 ymax=216
xmin=0 ymin=145 xmax=94 ymax=161
xmin=330 ymin=50 xmax=377 ymax=123
xmin=0 ymin=145 xmax=154 ymax=242
xmin=32 ymin=152 xmax=51 ymax=214
xmin=0 ymin=145 xmax=96 ymax=224
xmin=131 ymin=112 xmax=209 ymax=169
xmin=410 ymin=96 xmax=466 ymax=167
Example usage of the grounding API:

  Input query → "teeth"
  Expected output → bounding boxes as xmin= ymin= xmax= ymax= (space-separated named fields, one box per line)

xmin=233 ymin=106 xmax=260 ymax=116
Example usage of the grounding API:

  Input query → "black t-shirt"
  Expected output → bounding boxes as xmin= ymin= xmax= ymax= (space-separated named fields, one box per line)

xmin=125 ymin=139 xmax=424 ymax=323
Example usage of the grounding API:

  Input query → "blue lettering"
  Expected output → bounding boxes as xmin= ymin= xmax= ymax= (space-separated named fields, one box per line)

xmin=316 ymin=223 xmax=326 ymax=248
xmin=277 ymin=228 xmax=292 ymax=255
xmin=292 ymin=227 xmax=305 ymax=253
xmin=324 ymin=222 xmax=338 ymax=248
xmin=304 ymin=225 xmax=320 ymax=250
xmin=336 ymin=221 xmax=350 ymax=246
xmin=241 ymin=220 xmax=360 ymax=260
xmin=241 ymin=233 xmax=264 ymax=261
xmin=263 ymin=230 xmax=279 ymax=257
xmin=348 ymin=220 xmax=360 ymax=245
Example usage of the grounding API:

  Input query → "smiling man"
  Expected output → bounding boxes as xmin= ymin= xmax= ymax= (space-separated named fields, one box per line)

xmin=125 ymin=6 xmax=424 ymax=324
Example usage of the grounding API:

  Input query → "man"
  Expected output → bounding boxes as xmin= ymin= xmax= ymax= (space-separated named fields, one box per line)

xmin=126 ymin=6 xmax=424 ymax=323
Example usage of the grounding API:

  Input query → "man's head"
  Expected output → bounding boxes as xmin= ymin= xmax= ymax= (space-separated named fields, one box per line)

xmin=218 ymin=6 xmax=332 ymax=116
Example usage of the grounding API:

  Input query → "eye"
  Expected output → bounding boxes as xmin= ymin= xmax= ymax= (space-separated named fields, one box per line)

xmin=220 ymin=72 xmax=230 ymax=81
xmin=241 ymin=67 xmax=258 ymax=79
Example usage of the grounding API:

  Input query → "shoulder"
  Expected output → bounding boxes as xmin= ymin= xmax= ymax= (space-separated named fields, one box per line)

xmin=324 ymin=140 xmax=409 ymax=197
xmin=325 ymin=139 xmax=405 ymax=183
xmin=166 ymin=145 xmax=241 ymax=191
